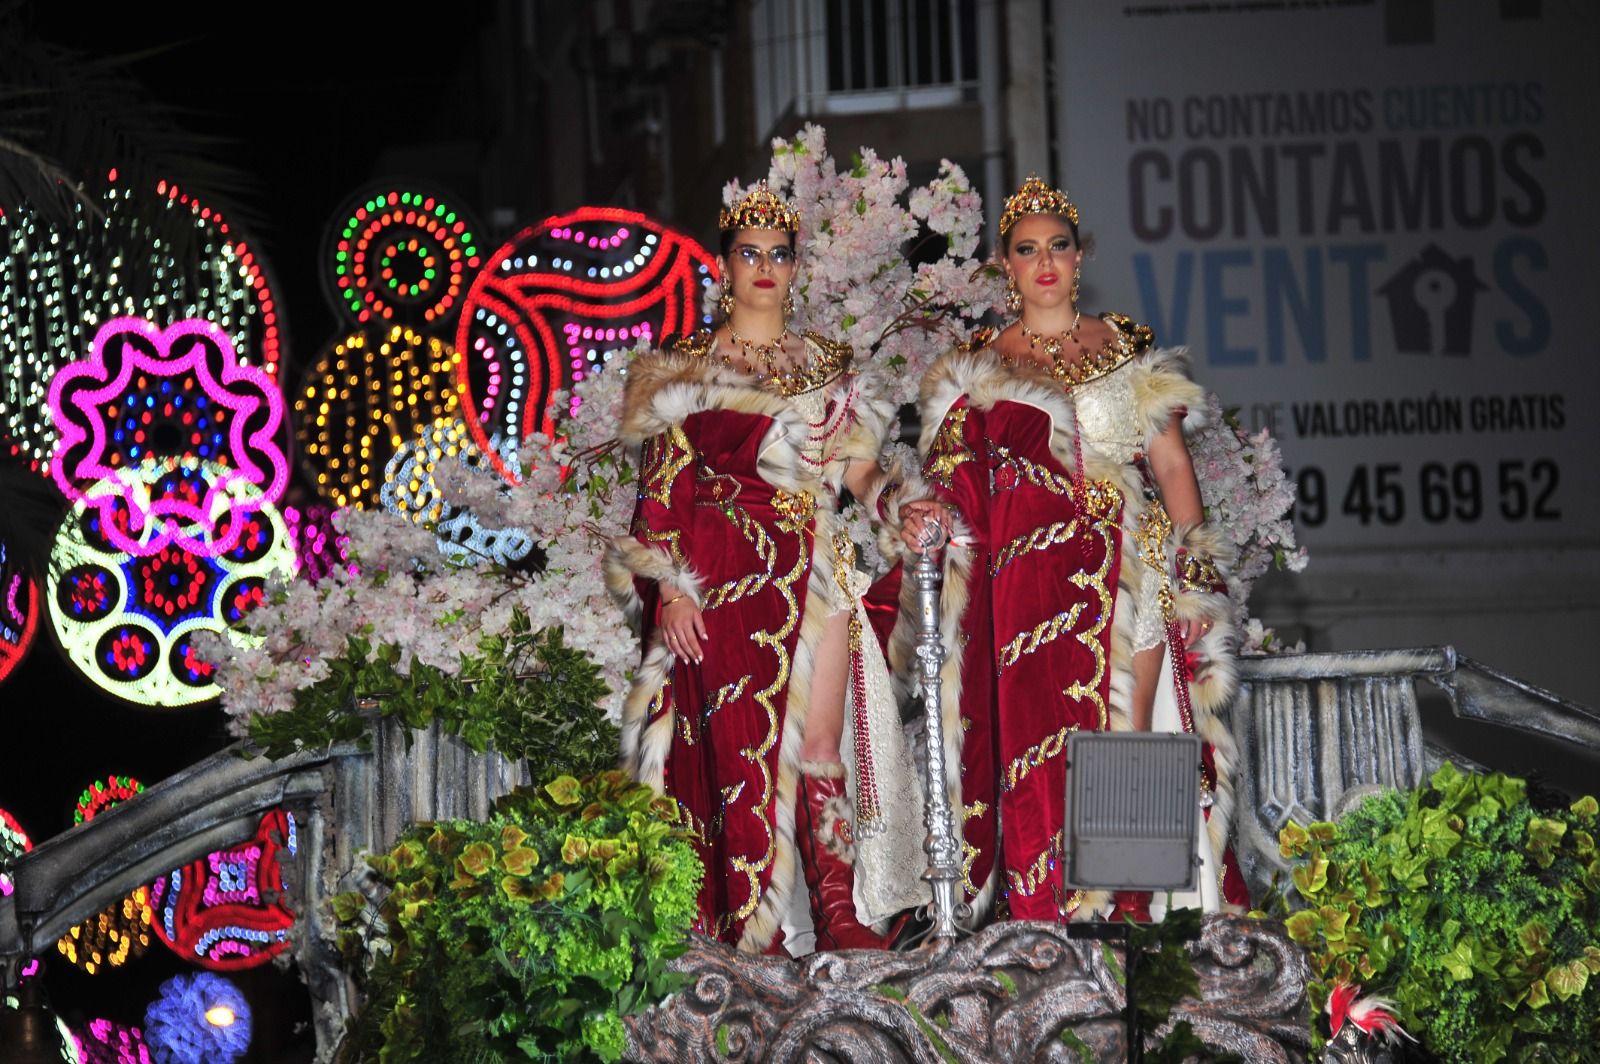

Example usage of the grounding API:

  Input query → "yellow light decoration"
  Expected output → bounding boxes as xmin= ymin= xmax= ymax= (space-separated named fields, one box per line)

xmin=205 ymin=1006 xmax=236 ymax=1028
xmin=56 ymin=884 xmax=155 ymax=974
xmin=295 ymin=325 xmax=461 ymax=508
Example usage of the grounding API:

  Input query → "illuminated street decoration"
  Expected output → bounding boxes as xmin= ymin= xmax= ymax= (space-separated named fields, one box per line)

xmin=46 ymin=469 xmax=294 ymax=708
xmin=0 ymin=176 xmax=283 ymax=476
xmin=456 ymin=205 xmax=717 ymax=454
xmin=56 ymin=885 xmax=155 ymax=975
xmin=0 ymin=540 xmax=40 ymax=685
xmin=57 ymin=776 xmax=154 ymax=974
xmin=48 ymin=317 xmax=288 ymax=557
xmin=294 ymin=325 xmax=461 ymax=509
xmin=381 ymin=417 xmax=532 ymax=566
xmin=73 ymin=1018 xmax=153 ymax=1064
xmin=149 ymin=809 xmax=296 ymax=971
xmin=323 ymin=185 xmax=482 ymax=327
xmin=282 ymin=503 xmax=354 ymax=584
xmin=75 ymin=774 xmax=146 ymax=824
xmin=0 ymin=806 xmax=30 ymax=900
xmin=143 ymin=972 xmax=251 ymax=1064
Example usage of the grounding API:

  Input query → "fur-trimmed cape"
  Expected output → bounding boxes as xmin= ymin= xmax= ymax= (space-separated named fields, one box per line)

xmin=896 ymin=321 xmax=1243 ymax=920
xmin=603 ymin=338 xmax=898 ymax=951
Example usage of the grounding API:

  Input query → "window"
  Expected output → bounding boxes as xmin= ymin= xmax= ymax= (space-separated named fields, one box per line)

xmin=751 ymin=0 xmax=977 ymax=138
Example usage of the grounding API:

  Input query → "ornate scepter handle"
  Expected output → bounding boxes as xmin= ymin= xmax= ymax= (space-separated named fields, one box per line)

xmin=911 ymin=528 xmax=971 ymax=943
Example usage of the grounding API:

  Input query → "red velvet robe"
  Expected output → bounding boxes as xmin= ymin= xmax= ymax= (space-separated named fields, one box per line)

xmin=605 ymin=339 xmax=896 ymax=951
xmin=901 ymin=320 xmax=1251 ymax=922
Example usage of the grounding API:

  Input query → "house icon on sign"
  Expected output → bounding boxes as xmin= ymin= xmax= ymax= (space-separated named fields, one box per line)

xmin=1376 ymin=244 xmax=1488 ymax=356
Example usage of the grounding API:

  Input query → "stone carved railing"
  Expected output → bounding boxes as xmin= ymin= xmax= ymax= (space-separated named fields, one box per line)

xmin=0 ymin=715 xmax=528 ymax=1055
xmin=626 ymin=916 xmax=1311 ymax=1062
xmin=4 ymin=646 xmax=1593 ymax=1059
xmin=1229 ymin=647 xmax=1600 ymax=900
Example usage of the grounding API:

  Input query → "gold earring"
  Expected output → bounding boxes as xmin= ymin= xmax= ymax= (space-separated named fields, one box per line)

xmin=1071 ymin=265 xmax=1081 ymax=311
xmin=783 ymin=285 xmax=795 ymax=320
xmin=718 ymin=283 xmax=735 ymax=318
xmin=1005 ymin=274 xmax=1021 ymax=314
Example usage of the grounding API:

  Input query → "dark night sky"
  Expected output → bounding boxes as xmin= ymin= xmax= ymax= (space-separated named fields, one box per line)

xmin=4 ymin=7 xmax=505 ymax=1054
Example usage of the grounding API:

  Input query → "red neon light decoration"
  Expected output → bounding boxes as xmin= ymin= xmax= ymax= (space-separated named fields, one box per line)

xmin=0 ymin=540 xmax=39 ymax=685
xmin=455 ymin=206 xmax=717 ymax=472
xmin=149 ymin=808 xmax=297 ymax=971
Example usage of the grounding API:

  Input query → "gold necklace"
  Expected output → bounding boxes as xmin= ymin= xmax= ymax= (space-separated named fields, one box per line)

xmin=726 ymin=325 xmax=791 ymax=380
xmin=1018 ymin=310 xmax=1081 ymax=363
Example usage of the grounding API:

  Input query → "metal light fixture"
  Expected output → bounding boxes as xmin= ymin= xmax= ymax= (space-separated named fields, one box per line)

xmin=0 ymin=977 xmax=68 ymax=1064
xmin=1064 ymin=731 xmax=1202 ymax=892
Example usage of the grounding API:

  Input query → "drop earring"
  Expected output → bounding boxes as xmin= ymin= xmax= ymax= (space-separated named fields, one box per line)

xmin=1005 ymin=274 xmax=1021 ymax=314
xmin=718 ymin=282 xmax=735 ymax=318
xmin=783 ymin=284 xmax=796 ymax=320
xmin=1071 ymin=264 xmax=1081 ymax=312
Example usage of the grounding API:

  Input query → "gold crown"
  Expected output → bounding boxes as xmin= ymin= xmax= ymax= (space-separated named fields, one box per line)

xmin=718 ymin=181 xmax=800 ymax=234
xmin=998 ymin=175 xmax=1079 ymax=236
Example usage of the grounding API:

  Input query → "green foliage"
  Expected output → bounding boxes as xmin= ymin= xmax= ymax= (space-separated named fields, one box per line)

xmin=335 ymin=771 xmax=702 ymax=1063
xmin=1058 ymin=1026 xmax=1093 ymax=1061
xmin=1123 ymin=907 xmax=1241 ymax=1061
xmin=1281 ymin=764 xmax=1600 ymax=1062
xmin=248 ymin=612 xmax=617 ymax=778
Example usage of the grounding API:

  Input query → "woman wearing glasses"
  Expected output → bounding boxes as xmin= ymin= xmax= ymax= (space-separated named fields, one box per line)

xmin=899 ymin=177 xmax=1251 ymax=925
xmin=607 ymin=183 xmax=926 ymax=954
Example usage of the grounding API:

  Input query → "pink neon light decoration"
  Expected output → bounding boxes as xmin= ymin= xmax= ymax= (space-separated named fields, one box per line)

xmin=49 ymin=317 xmax=288 ymax=557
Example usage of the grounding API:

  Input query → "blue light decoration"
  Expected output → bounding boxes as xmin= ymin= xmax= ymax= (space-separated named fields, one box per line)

xmin=142 ymin=972 xmax=250 ymax=1064
xmin=455 ymin=206 xmax=718 ymax=470
xmin=45 ymin=465 xmax=294 ymax=708
xmin=380 ymin=417 xmax=533 ymax=566
xmin=149 ymin=809 xmax=296 ymax=970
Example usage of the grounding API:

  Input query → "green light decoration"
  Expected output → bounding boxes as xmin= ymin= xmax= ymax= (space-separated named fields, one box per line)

xmin=321 ymin=184 xmax=483 ymax=329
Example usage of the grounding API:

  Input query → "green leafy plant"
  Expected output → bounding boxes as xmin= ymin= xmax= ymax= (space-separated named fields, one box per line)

xmin=334 ymin=771 xmax=702 ymax=1063
xmin=247 ymin=611 xmax=617 ymax=775
xmin=1124 ymin=908 xmax=1243 ymax=1063
xmin=1282 ymin=764 xmax=1600 ymax=1062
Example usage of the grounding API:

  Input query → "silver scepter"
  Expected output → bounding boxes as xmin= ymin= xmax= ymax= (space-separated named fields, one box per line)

xmin=912 ymin=528 xmax=969 ymax=942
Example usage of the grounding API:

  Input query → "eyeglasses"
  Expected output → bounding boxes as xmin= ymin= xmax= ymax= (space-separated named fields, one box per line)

xmin=732 ymin=245 xmax=796 ymax=268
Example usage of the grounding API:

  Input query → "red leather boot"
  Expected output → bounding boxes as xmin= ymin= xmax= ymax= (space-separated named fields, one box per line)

xmin=797 ymin=766 xmax=892 ymax=951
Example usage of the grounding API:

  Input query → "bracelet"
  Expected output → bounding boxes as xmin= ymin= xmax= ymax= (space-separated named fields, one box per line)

xmin=660 ymin=592 xmax=688 ymax=609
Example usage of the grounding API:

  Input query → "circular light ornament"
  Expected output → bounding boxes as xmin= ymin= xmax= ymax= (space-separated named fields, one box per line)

xmin=294 ymin=325 xmax=461 ymax=509
xmin=456 ymin=206 xmax=717 ymax=462
xmin=0 ymin=176 xmax=284 ymax=477
xmin=0 ymin=540 xmax=41 ymax=685
xmin=56 ymin=884 xmax=155 ymax=975
xmin=48 ymin=317 xmax=288 ymax=558
xmin=72 ymin=1018 xmax=153 ymax=1064
xmin=0 ymin=806 xmax=31 ymax=900
xmin=322 ymin=185 xmax=483 ymax=329
xmin=143 ymin=972 xmax=251 ymax=1064
xmin=46 ymin=467 xmax=293 ymax=708
xmin=149 ymin=809 xmax=296 ymax=971
xmin=380 ymin=417 xmax=532 ymax=566
xmin=75 ymin=774 xmax=146 ymax=824
xmin=57 ymin=775 xmax=155 ymax=975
